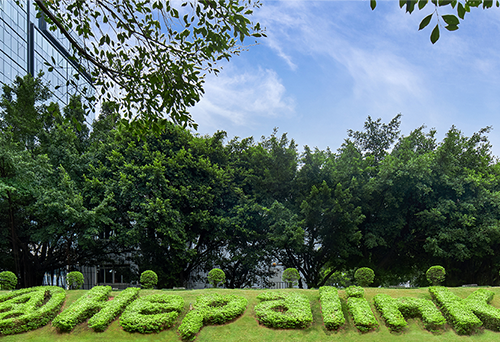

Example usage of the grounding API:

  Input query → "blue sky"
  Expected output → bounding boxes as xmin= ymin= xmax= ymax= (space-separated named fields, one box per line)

xmin=187 ymin=1 xmax=500 ymax=157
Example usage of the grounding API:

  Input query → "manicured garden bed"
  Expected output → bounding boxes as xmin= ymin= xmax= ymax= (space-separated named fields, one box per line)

xmin=2 ymin=287 xmax=500 ymax=341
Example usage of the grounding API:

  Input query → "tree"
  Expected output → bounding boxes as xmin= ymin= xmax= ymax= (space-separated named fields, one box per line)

xmin=207 ymin=268 xmax=226 ymax=287
xmin=282 ymin=267 xmax=300 ymax=288
xmin=28 ymin=0 xmax=265 ymax=135
xmin=371 ymin=0 xmax=500 ymax=44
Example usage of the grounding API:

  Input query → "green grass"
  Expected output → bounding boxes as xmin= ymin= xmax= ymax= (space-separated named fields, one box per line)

xmin=2 ymin=287 xmax=500 ymax=341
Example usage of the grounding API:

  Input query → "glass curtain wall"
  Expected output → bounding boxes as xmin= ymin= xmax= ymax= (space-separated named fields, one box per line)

xmin=0 ymin=0 xmax=94 ymax=121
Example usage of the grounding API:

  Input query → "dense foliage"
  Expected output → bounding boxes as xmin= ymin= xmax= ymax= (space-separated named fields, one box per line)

xmin=282 ymin=268 xmax=300 ymax=288
xmin=2 ymin=74 xmax=500 ymax=289
xmin=0 ymin=271 xmax=17 ymax=290
xmin=66 ymin=271 xmax=84 ymax=290
xmin=120 ymin=293 xmax=184 ymax=333
xmin=52 ymin=286 xmax=111 ymax=332
xmin=374 ymin=294 xmax=445 ymax=332
xmin=426 ymin=266 xmax=446 ymax=286
xmin=140 ymin=271 xmax=158 ymax=290
xmin=354 ymin=267 xmax=375 ymax=287
xmin=207 ymin=268 xmax=226 ymax=288
xmin=319 ymin=286 xmax=345 ymax=330
xmin=0 ymin=286 xmax=65 ymax=335
xmin=178 ymin=293 xmax=247 ymax=340
xmin=255 ymin=291 xmax=312 ymax=329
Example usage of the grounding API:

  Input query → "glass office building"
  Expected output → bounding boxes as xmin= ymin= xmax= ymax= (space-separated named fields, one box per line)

xmin=0 ymin=0 xmax=94 ymax=121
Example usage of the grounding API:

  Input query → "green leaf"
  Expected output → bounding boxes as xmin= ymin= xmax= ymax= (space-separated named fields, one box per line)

xmin=430 ymin=24 xmax=440 ymax=44
xmin=484 ymin=0 xmax=494 ymax=8
xmin=407 ymin=0 xmax=417 ymax=13
xmin=419 ymin=14 xmax=433 ymax=30
xmin=371 ymin=0 xmax=377 ymax=10
xmin=445 ymin=24 xmax=459 ymax=31
xmin=457 ymin=2 xmax=466 ymax=19
xmin=438 ymin=0 xmax=452 ymax=6
xmin=418 ymin=0 xmax=429 ymax=10
xmin=442 ymin=14 xmax=459 ymax=25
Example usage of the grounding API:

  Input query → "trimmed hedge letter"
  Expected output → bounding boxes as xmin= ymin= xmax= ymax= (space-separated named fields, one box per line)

xmin=374 ymin=294 xmax=445 ymax=332
xmin=120 ymin=293 xmax=184 ymax=333
xmin=429 ymin=286 xmax=500 ymax=335
xmin=0 ymin=286 xmax=65 ymax=335
xmin=319 ymin=286 xmax=345 ymax=330
xmin=88 ymin=287 xmax=140 ymax=331
xmin=254 ymin=291 xmax=312 ymax=329
xmin=52 ymin=285 xmax=111 ymax=332
xmin=346 ymin=286 xmax=378 ymax=332
xmin=178 ymin=293 xmax=247 ymax=340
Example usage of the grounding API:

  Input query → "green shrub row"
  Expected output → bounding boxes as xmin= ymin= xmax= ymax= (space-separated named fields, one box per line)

xmin=120 ymin=293 xmax=184 ymax=334
xmin=52 ymin=285 xmax=111 ymax=332
xmin=345 ymin=285 xmax=364 ymax=298
xmin=463 ymin=288 xmax=500 ymax=332
xmin=0 ymin=286 xmax=65 ymax=335
xmin=254 ymin=291 xmax=312 ymax=329
xmin=346 ymin=286 xmax=378 ymax=332
xmin=319 ymin=286 xmax=345 ymax=330
xmin=87 ymin=287 xmax=140 ymax=332
xmin=178 ymin=293 xmax=247 ymax=341
xmin=429 ymin=286 xmax=482 ymax=335
xmin=374 ymin=294 xmax=445 ymax=332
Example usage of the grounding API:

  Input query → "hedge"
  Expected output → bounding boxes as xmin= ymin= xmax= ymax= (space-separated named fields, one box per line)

xmin=0 ymin=286 xmax=65 ymax=335
xmin=140 ymin=270 xmax=158 ymax=289
xmin=52 ymin=285 xmax=111 ymax=332
xmin=319 ymin=286 xmax=345 ymax=330
xmin=354 ymin=268 xmax=375 ymax=287
xmin=463 ymin=288 xmax=500 ymax=332
xmin=0 ymin=271 xmax=17 ymax=290
xmin=346 ymin=285 xmax=378 ymax=332
xmin=254 ymin=291 xmax=312 ymax=329
xmin=66 ymin=271 xmax=84 ymax=290
xmin=178 ymin=293 xmax=247 ymax=340
xmin=87 ymin=287 xmax=140 ymax=332
xmin=120 ymin=293 xmax=184 ymax=334
xmin=374 ymin=294 xmax=445 ymax=332
xmin=429 ymin=286 xmax=482 ymax=335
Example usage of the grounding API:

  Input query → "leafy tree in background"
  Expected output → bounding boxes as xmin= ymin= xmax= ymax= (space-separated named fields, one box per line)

xmin=0 ymin=75 xmax=112 ymax=287
xmin=26 ymin=0 xmax=265 ymax=135
xmin=371 ymin=0 xmax=500 ymax=44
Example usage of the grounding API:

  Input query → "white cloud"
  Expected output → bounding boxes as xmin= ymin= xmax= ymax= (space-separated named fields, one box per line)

xmin=189 ymin=66 xmax=295 ymax=129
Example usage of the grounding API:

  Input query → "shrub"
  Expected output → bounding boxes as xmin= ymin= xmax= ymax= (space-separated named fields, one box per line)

xmin=140 ymin=270 xmax=158 ymax=289
xmin=66 ymin=271 xmax=84 ymax=290
xmin=319 ymin=286 xmax=345 ymax=330
xmin=282 ymin=268 xmax=300 ymax=288
xmin=464 ymin=288 xmax=500 ymax=332
xmin=354 ymin=267 xmax=375 ymax=287
xmin=345 ymin=285 xmax=364 ymax=298
xmin=374 ymin=294 xmax=445 ymax=332
xmin=52 ymin=285 xmax=111 ymax=332
xmin=345 ymin=285 xmax=378 ymax=332
xmin=120 ymin=293 xmax=184 ymax=333
xmin=254 ymin=291 xmax=312 ymax=329
xmin=207 ymin=268 xmax=225 ymax=288
xmin=429 ymin=286 xmax=482 ymax=335
xmin=0 ymin=271 xmax=17 ymax=290
xmin=178 ymin=293 xmax=247 ymax=340
xmin=0 ymin=286 xmax=65 ymax=335
xmin=426 ymin=266 xmax=446 ymax=286
xmin=88 ymin=287 xmax=140 ymax=332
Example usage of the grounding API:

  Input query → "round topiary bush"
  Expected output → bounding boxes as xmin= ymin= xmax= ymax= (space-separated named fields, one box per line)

xmin=207 ymin=268 xmax=226 ymax=288
xmin=354 ymin=267 xmax=375 ymax=287
xmin=0 ymin=271 xmax=17 ymax=290
xmin=140 ymin=270 xmax=158 ymax=289
xmin=282 ymin=268 xmax=300 ymax=288
xmin=66 ymin=271 xmax=84 ymax=290
xmin=426 ymin=265 xmax=446 ymax=286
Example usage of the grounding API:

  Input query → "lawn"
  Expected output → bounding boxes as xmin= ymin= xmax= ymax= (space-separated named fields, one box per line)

xmin=2 ymin=287 xmax=500 ymax=341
